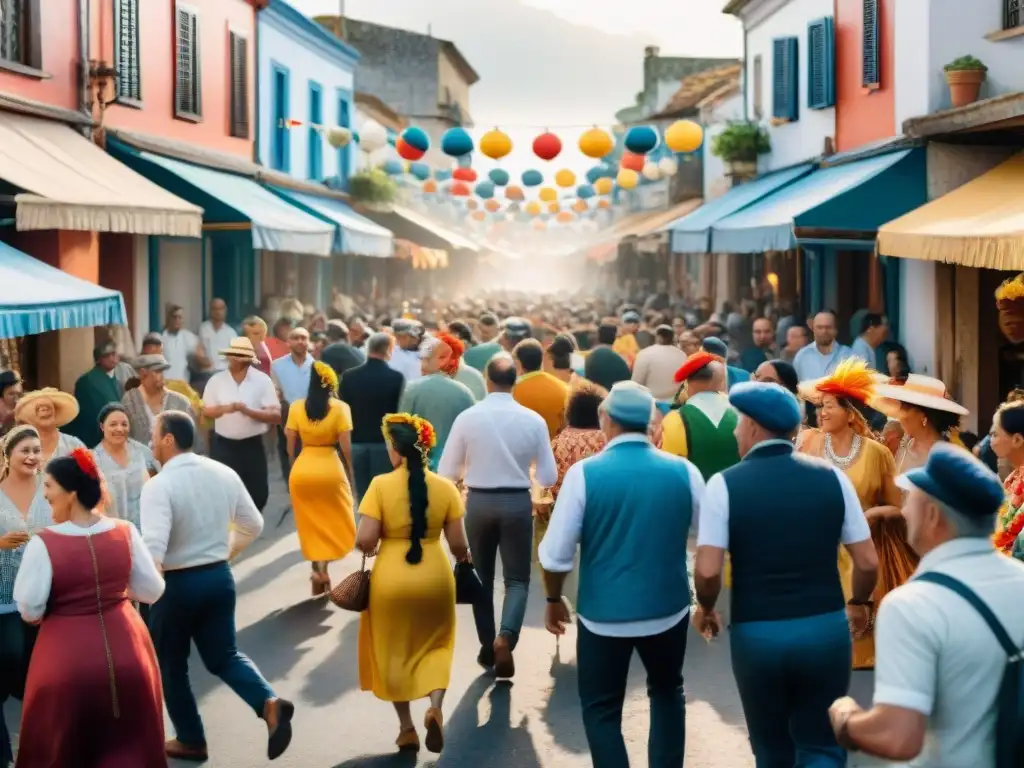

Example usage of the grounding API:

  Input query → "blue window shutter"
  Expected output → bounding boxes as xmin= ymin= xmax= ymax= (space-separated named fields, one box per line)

xmin=308 ymin=82 xmax=323 ymax=181
xmin=772 ymin=36 xmax=799 ymax=122
xmin=862 ymin=0 xmax=880 ymax=87
xmin=337 ymin=96 xmax=351 ymax=186
xmin=807 ymin=17 xmax=835 ymax=109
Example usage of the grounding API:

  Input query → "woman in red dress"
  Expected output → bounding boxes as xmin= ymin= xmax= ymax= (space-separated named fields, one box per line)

xmin=12 ymin=448 xmax=166 ymax=767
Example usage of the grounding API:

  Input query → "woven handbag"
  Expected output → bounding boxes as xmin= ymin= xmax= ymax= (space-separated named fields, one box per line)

xmin=329 ymin=554 xmax=371 ymax=612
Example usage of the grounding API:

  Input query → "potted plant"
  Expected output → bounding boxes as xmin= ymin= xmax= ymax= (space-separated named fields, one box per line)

xmin=944 ymin=55 xmax=987 ymax=108
xmin=347 ymin=167 xmax=399 ymax=212
xmin=710 ymin=121 xmax=771 ymax=178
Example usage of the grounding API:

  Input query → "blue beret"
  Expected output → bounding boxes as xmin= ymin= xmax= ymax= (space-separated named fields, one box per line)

xmin=603 ymin=381 xmax=655 ymax=430
xmin=897 ymin=443 xmax=1004 ymax=518
xmin=729 ymin=381 xmax=802 ymax=434
xmin=702 ymin=337 xmax=729 ymax=359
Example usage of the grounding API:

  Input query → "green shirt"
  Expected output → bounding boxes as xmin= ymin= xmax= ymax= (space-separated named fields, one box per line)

xmin=463 ymin=342 xmax=502 ymax=373
xmin=398 ymin=374 xmax=476 ymax=470
xmin=67 ymin=366 xmax=121 ymax=447
xmin=680 ymin=402 xmax=740 ymax=480
xmin=454 ymin=362 xmax=487 ymax=401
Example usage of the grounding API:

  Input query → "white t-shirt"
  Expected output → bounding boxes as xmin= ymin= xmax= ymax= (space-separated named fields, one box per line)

xmin=162 ymin=329 xmax=199 ymax=382
xmin=203 ymin=367 xmax=279 ymax=440
xmin=198 ymin=321 xmax=238 ymax=372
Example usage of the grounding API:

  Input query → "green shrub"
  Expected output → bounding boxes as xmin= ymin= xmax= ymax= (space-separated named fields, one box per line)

xmin=710 ymin=121 xmax=771 ymax=163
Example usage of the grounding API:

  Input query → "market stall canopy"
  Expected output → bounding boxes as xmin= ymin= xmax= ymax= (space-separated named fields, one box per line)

xmin=394 ymin=239 xmax=449 ymax=269
xmin=0 ymin=241 xmax=125 ymax=338
xmin=269 ymin=189 xmax=393 ymax=259
xmin=669 ymin=164 xmax=813 ymax=253
xmin=362 ymin=205 xmax=480 ymax=252
xmin=108 ymin=142 xmax=334 ymax=257
xmin=622 ymin=198 xmax=703 ymax=239
xmin=0 ymin=112 xmax=201 ymax=237
xmin=711 ymin=149 xmax=925 ymax=254
xmin=878 ymin=151 xmax=1024 ymax=271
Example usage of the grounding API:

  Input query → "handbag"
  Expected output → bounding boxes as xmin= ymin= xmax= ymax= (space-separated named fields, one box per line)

xmin=454 ymin=561 xmax=485 ymax=605
xmin=329 ymin=554 xmax=371 ymax=612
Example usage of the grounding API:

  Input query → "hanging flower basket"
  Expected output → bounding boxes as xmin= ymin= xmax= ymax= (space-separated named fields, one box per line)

xmin=711 ymin=121 xmax=771 ymax=178
xmin=348 ymin=168 xmax=398 ymax=210
xmin=995 ymin=273 xmax=1024 ymax=344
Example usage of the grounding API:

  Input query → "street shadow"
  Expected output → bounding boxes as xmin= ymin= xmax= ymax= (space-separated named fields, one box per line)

xmin=300 ymin=617 xmax=361 ymax=705
xmin=235 ymin=548 xmax=307 ymax=596
xmin=437 ymin=678 xmax=542 ymax=767
xmin=682 ymin=624 xmax=747 ymax=728
xmin=332 ymin=752 xmax=427 ymax=768
xmin=540 ymin=643 xmax=589 ymax=754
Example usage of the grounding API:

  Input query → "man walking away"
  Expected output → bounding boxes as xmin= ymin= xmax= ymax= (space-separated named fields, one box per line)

xmin=438 ymin=354 xmax=557 ymax=677
xmin=584 ymin=323 xmax=631 ymax=392
xmin=141 ymin=411 xmax=294 ymax=763
xmin=540 ymin=381 xmax=704 ymax=768
xmin=463 ymin=312 xmax=502 ymax=372
xmin=512 ymin=338 xmax=568 ymax=438
xmin=632 ymin=324 xmax=687 ymax=402
xmin=321 ymin=319 xmax=365 ymax=379
xmin=339 ymin=332 xmax=405 ymax=504
xmin=693 ymin=381 xmax=878 ymax=767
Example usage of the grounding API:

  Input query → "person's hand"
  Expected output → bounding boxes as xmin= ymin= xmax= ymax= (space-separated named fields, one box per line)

xmin=829 ymin=696 xmax=861 ymax=745
xmin=691 ymin=606 xmax=723 ymax=641
xmin=545 ymin=599 xmax=570 ymax=636
xmin=0 ymin=532 xmax=30 ymax=550
xmin=231 ymin=402 xmax=246 ymax=414
xmin=846 ymin=603 xmax=871 ymax=639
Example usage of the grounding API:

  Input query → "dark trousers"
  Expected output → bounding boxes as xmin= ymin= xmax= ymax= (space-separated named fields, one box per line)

xmin=148 ymin=562 xmax=275 ymax=747
xmin=212 ymin=433 xmax=269 ymax=511
xmin=0 ymin=613 xmax=35 ymax=765
xmin=577 ymin=616 xmax=688 ymax=768
xmin=465 ymin=489 xmax=533 ymax=651
xmin=730 ymin=609 xmax=850 ymax=768
xmin=351 ymin=443 xmax=391 ymax=506
xmin=276 ymin=424 xmax=302 ymax=484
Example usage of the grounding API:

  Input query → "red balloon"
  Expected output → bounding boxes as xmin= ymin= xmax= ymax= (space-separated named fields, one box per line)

xmin=450 ymin=181 xmax=471 ymax=197
xmin=621 ymin=151 xmax=645 ymax=172
xmin=533 ymin=132 xmax=562 ymax=161
xmin=395 ymin=137 xmax=425 ymax=161
xmin=452 ymin=167 xmax=478 ymax=183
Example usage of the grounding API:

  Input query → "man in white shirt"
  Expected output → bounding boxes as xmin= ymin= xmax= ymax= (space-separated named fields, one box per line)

xmin=162 ymin=304 xmax=210 ymax=384
xmin=388 ymin=319 xmax=424 ymax=382
xmin=142 ymin=410 xmax=293 ymax=763
xmin=438 ymin=354 xmax=557 ymax=678
xmin=203 ymin=338 xmax=281 ymax=512
xmin=198 ymin=298 xmax=238 ymax=374
xmin=631 ymin=324 xmax=688 ymax=401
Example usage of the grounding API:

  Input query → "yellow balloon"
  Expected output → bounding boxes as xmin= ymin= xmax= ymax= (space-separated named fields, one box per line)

xmin=539 ymin=187 xmax=558 ymax=203
xmin=479 ymin=128 xmax=513 ymax=160
xmin=578 ymin=127 xmax=614 ymax=159
xmin=525 ymin=200 xmax=543 ymax=216
xmin=594 ymin=177 xmax=614 ymax=195
xmin=547 ymin=201 xmax=560 ymax=214
xmin=617 ymin=169 xmax=639 ymax=190
xmin=664 ymin=120 xmax=704 ymax=153
xmin=555 ymin=169 xmax=576 ymax=188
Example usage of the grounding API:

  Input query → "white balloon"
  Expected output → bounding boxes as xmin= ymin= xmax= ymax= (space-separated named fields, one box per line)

xmin=326 ymin=126 xmax=352 ymax=149
xmin=658 ymin=157 xmax=679 ymax=177
xmin=359 ymin=119 xmax=388 ymax=152
xmin=367 ymin=146 xmax=393 ymax=168
xmin=642 ymin=163 xmax=662 ymax=181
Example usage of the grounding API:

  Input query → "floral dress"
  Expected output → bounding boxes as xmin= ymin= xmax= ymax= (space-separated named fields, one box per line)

xmin=995 ymin=466 xmax=1024 ymax=559
xmin=93 ymin=440 xmax=158 ymax=530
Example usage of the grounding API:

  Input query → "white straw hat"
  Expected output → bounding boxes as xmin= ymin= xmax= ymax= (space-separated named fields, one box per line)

xmin=871 ymin=374 xmax=968 ymax=416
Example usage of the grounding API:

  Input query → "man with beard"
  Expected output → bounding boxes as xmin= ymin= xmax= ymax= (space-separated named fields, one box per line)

xmin=388 ymin=319 xmax=425 ymax=383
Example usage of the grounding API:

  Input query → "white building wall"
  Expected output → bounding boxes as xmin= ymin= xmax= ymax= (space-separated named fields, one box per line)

xmin=899 ymin=259 xmax=935 ymax=375
xmin=158 ymin=240 xmax=203 ymax=332
xmin=701 ymin=91 xmax=745 ymax=201
xmin=740 ymin=0 xmax=835 ymax=171
xmin=132 ymin=236 xmax=150 ymax=341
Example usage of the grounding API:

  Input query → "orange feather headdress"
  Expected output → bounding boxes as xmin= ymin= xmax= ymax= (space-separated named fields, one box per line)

xmin=799 ymin=358 xmax=876 ymax=406
xmin=433 ymin=332 xmax=465 ymax=376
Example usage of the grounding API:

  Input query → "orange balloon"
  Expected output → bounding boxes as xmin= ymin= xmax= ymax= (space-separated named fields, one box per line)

xmin=471 ymin=210 xmax=486 ymax=221
xmin=450 ymin=181 xmax=471 ymax=196
xmin=547 ymin=201 xmax=560 ymax=214
xmin=485 ymin=199 xmax=501 ymax=213
xmin=556 ymin=211 xmax=574 ymax=224
xmin=621 ymin=151 xmax=645 ymax=172
xmin=466 ymin=199 xmax=479 ymax=210
xmin=422 ymin=180 xmax=438 ymax=194
xmin=598 ymin=199 xmax=611 ymax=209
xmin=532 ymin=219 xmax=546 ymax=230
xmin=573 ymin=199 xmax=588 ymax=213
xmin=505 ymin=185 xmax=525 ymax=201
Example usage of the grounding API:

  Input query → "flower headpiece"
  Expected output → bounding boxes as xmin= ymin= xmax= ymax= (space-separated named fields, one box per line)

xmin=805 ymin=358 xmax=876 ymax=406
xmin=69 ymin=447 xmax=100 ymax=480
xmin=996 ymin=273 xmax=1024 ymax=304
xmin=313 ymin=360 xmax=339 ymax=393
xmin=381 ymin=413 xmax=437 ymax=458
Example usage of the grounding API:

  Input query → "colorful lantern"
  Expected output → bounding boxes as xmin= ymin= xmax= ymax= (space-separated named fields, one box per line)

xmin=382 ymin=159 xmax=404 ymax=176
xmin=485 ymin=199 xmax=502 ymax=213
xmin=533 ymin=131 xmax=562 ymax=161
xmin=480 ymin=128 xmax=513 ymax=160
xmin=664 ymin=120 xmax=704 ymax=153
xmin=452 ymin=167 xmax=478 ymax=183
xmin=359 ymin=119 xmax=388 ymax=152
xmin=488 ymin=168 xmax=510 ymax=186
xmin=505 ymin=185 xmax=525 ymax=201
xmin=621 ymin=151 xmax=645 ymax=172
xmin=598 ymin=198 xmax=612 ymax=209
xmin=556 ymin=211 xmax=575 ymax=224
xmin=521 ymin=169 xmax=543 ymax=187
xmin=472 ymin=210 xmax=487 ymax=221
xmin=475 ymin=181 xmax=496 ymax=199
xmin=586 ymin=164 xmax=615 ymax=183
xmin=594 ymin=177 xmax=614 ymax=195
xmin=616 ymin=169 xmax=639 ymax=190
xmin=555 ymin=169 xmax=576 ymax=188
xmin=573 ymin=199 xmax=589 ymax=213
xmin=423 ymin=179 xmax=438 ymax=194
xmin=547 ymin=201 xmax=560 ymax=214
xmin=434 ymin=169 xmax=452 ymax=182
xmin=624 ymin=125 xmax=660 ymax=155
xmin=326 ymin=126 xmax=353 ymax=149
xmin=658 ymin=157 xmax=679 ymax=177
xmin=525 ymin=201 xmax=542 ymax=216
xmin=642 ymin=163 xmax=662 ymax=182
xmin=450 ymin=181 xmax=471 ymax=197
xmin=577 ymin=184 xmax=596 ymax=200
xmin=401 ymin=126 xmax=430 ymax=154
xmin=538 ymin=187 xmax=557 ymax=203
xmin=410 ymin=162 xmax=432 ymax=181
xmin=395 ymin=137 xmax=424 ymax=161
xmin=441 ymin=127 xmax=474 ymax=157
xmin=466 ymin=199 xmax=479 ymax=211
xmin=578 ymin=127 xmax=614 ymax=159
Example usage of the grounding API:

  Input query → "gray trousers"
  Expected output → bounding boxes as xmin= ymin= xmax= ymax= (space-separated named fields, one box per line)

xmin=351 ymin=443 xmax=392 ymax=507
xmin=465 ymin=489 xmax=533 ymax=651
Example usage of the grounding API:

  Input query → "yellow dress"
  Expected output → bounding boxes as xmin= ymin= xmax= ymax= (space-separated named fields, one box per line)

xmin=357 ymin=467 xmax=464 ymax=702
xmin=286 ymin=399 xmax=355 ymax=562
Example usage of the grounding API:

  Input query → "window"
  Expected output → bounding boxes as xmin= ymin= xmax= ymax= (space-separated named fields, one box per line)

xmin=1006 ymin=0 xmax=1022 ymax=30
xmin=174 ymin=4 xmax=201 ymax=119
xmin=337 ymin=93 xmax=351 ymax=185
xmin=270 ymin=64 xmax=290 ymax=172
xmin=308 ymin=82 xmax=323 ymax=180
xmin=0 ymin=0 xmax=41 ymax=71
xmin=862 ymin=0 xmax=880 ymax=88
xmin=772 ymin=37 xmax=799 ymax=122
xmin=228 ymin=31 xmax=248 ymax=138
xmin=752 ymin=55 xmax=763 ymax=119
xmin=807 ymin=17 xmax=835 ymax=109
xmin=114 ymin=0 xmax=141 ymax=103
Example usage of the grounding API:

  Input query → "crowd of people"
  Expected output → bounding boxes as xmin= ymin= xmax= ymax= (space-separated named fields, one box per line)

xmin=0 ymin=285 xmax=1021 ymax=766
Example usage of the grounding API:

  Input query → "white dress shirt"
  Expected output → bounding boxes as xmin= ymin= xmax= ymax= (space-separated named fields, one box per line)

xmin=438 ymin=392 xmax=558 ymax=489
xmin=162 ymin=329 xmax=200 ymax=382
xmin=539 ymin=434 xmax=705 ymax=637
xmin=632 ymin=344 xmax=688 ymax=401
xmin=198 ymin=321 xmax=238 ymax=372
xmin=13 ymin=519 xmax=165 ymax=622
xmin=203 ymin=366 xmax=279 ymax=440
xmin=140 ymin=452 xmax=264 ymax=570
xmin=389 ymin=347 xmax=422 ymax=383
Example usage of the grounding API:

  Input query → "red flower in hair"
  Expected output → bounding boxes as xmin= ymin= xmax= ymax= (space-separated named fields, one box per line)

xmin=69 ymin=448 xmax=99 ymax=480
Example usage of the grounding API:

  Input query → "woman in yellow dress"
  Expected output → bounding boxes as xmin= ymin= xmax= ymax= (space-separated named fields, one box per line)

xmin=285 ymin=360 xmax=356 ymax=596
xmin=797 ymin=359 xmax=912 ymax=670
xmin=355 ymin=414 xmax=470 ymax=755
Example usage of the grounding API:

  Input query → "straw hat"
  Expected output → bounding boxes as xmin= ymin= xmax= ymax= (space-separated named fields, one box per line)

xmin=871 ymin=374 xmax=968 ymax=416
xmin=220 ymin=337 xmax=258 ymax=362
xmin=14 ymin=388 xmax=79 ymax=428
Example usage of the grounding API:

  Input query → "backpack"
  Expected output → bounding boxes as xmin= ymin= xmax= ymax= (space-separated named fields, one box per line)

xmin=916 ymin=572 xmax=1024 ymax=768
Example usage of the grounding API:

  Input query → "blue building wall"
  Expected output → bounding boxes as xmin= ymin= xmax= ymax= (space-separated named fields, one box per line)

xmin=258 ymin=0 xmax=359 ymax=187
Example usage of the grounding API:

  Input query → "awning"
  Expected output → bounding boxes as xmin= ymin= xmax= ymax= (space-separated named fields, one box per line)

xmin=108 ymin=142 xmax=334 ymax=257
xmin=670 ymin=164 xmax=813 ymax=253
xmin=269 ymin=188 xmax=394 ymax=258
xmin=879 ymin=151 xmax=1024 ymax=270
xmin=0 ymin=112 xmax=201 ymax=237
xmin=362 ymin=205 xmax=480 ymax=252
xmin=616 ymin=198 xmax=704 ymax=239
xmin=0 ymin=241 xmax=126 ymax=338
xmin=395 ymin=239 xmax=449 ymax=269
xmin=711 ymin=149 xmax=926 ymax=253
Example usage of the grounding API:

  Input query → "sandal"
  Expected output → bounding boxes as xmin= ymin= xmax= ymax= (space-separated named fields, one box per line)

xmin=424 ymin=707 xmax=444 ymax=754
xmin=395 ymin=727 xmax=419 ymax=752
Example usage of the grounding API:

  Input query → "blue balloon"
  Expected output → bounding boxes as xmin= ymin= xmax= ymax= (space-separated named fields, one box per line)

xmin=625 ymin=125 xmax=660 ymax=155
xmin=475 ymin=181 xmax=496 ymax=199
xmin=410 ymin=162 xmax=431 ymax=181
xmin=401 ymin=126 xmax=430 ymax=153
xmin=434 ymin=169 xmax=452 ymax=182
xmin=382 ymin=159 xmax=404 ymax=176
xmin=521 ymin=169 xmax=543 ymax=187
xmin=577 ymin=184 xmax=595 ymax=199
xmin=441 ymin=127 xmax=474 ymax=157
xmin=488 ymin=168 xmax=510 ymax=186
xmin=586 ymin=165 xmax=615 ymax=183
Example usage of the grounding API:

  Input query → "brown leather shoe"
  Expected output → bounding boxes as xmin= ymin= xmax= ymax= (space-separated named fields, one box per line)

xmin=493 ymin=635 xmax=515 ymax=679
xmin=396 ymin=727 xmax=420 ymax=751
xmin=424 ymin=707 xmax=444 ymax=754
xmin=165 ymin=739 xmax=208 ymax=762
xmin=263 ymin=697 xmax=295 ymax=760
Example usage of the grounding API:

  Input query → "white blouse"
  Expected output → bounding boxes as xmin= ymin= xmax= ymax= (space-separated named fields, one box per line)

xmin=12 ymin=518 xmax=165 ymax=623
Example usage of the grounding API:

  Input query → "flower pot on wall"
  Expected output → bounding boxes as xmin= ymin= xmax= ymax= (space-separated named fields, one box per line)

xmin=726 ymin=158 xmax=757 ymax=183
xmin=946 ymin=69 xmax=986 ymax=108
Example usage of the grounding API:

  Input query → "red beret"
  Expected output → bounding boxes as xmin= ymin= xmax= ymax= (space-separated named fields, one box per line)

xmin=674 ymin=351 xmax=717 ymax=384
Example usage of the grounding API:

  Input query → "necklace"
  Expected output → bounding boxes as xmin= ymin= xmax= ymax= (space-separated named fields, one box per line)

xmin=824 ymin=432 xmax=863 ymax=470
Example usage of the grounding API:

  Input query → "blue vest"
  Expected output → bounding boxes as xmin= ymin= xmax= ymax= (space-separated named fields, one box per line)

xmin=578 ymin=439 xmax=693 ymax=623
xmin=725 ymin=440 xmax=846 ymax=624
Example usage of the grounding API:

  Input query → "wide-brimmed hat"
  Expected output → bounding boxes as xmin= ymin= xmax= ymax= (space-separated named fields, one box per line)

xmin=220 ymin=337 xmax=258 ymax=362
xmin=14 ymin=388 xmax=79 ymax=428
xmin=871 ymin=374 xmax=968 ymax=416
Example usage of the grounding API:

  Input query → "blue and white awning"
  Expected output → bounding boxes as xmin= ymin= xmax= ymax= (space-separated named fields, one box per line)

xmin=269 ymin=189 xmax=394 ymax=258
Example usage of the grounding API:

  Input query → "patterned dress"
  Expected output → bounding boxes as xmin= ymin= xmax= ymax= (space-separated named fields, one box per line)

xmin=998 ymin=467 xmax=1024 ymax=560
xmin=94 ymin=440 xmax=159 ymax=529
xmin=0 ymin=480 xmax=53 ymax=609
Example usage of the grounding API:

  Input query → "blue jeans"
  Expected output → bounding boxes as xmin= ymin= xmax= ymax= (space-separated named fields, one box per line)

xmin=730 ymin=610 xmax=850 ymax=768
xmin=148 ymin=562 xmax=275 ymax=747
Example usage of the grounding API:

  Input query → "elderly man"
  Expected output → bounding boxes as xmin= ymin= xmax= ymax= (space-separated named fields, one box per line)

xmin=540 ymin=381 xmax=705 ymax=768
xmin=271 ymin=327 xmax=313 ymax=479
xmin=122 ymin=354 xmax=193 ymax=444
xmin=829 ymin=442 xmax=1024 ymax=766
xmin=632 ymin=324 xmax=688 ymax=402
xmin=67 ymin=341 xmax=122 ymax=446
xmin=388 ymin=319 xmax=425 ymax=382
xmin=241 ymin=316 xmax=273 ymax=376
xmin=694 ymin=381 xmax=877 ymax=768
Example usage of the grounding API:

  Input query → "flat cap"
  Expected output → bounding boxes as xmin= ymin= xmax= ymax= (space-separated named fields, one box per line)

xmin=392 ymin=319 xmax=424 ymax=339
xmin=702 ymin=336 xmax=729 ymax=360
xmin=729 ymin=381 xmax=802 ymax=434
xmin=603 ymin=381 xmax=655 ymax=430
xmin=897 ymin=443 xmax=1004 ymax=518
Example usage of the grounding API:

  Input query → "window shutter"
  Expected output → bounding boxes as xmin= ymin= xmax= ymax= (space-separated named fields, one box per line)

xmin=114 ymin=0 xmax=141 ymax=101
xmin=229 ymin=32 xmax=249 ymax=138
xmin=772 ymin=36 xmax=799 ymax=122
xmin=807 ymin=17 xmax=835 ymax=109
xmin=175 ymin=6 xmax=201 ymax=117
xmin=752 ymin=54 xmax=763 ymax=119
xmin=862 ymin=0 xmax=879 ymax=87
xmin=1006 ymin=0 xmax=1022 ymax=31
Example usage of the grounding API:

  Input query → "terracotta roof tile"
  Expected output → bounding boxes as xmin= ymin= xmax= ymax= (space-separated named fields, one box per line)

xmin=651 ymin=63 xmax=742 ymax=119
